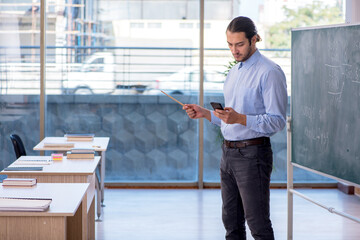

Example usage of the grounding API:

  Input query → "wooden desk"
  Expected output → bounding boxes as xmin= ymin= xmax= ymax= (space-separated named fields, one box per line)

xmin=1 ymin=156 xmax=100 ymax=239
xmin=0 ymin=183 xmax=88 ymax=240
xmin=33 ymin=137 xmax=110 ymax=213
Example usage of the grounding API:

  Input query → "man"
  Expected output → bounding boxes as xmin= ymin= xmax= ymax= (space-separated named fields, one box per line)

xmin=183 ymin=16 xmax=287 ymax=240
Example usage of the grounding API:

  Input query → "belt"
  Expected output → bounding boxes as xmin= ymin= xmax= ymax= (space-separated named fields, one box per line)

xmin=224 ymin=137 xmax=270 ymax=148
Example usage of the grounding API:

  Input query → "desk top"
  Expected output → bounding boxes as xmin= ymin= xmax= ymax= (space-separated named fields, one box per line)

xmin=0 ymin=183 xmax=88 ymax=216
xmin=33 ymin=137 xmax=110 ymax=151
xmin=1 ymin=156 xmax=101 ymax=175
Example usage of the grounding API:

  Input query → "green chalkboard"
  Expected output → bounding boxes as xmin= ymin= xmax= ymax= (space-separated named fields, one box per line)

xmin=291 ymin=24 xmax=360 ymax=185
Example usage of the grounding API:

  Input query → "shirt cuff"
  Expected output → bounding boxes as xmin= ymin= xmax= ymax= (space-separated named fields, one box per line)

xmin=246 ymin=115 xmax=257 ymax=129
xmin=210 ymin=111 xmax=221 ymax=126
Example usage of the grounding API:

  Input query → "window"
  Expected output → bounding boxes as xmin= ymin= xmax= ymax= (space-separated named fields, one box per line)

xmin=179 ymin=23 xmax=193 ymax=29
xmin=0 ymin=0 xmax=346 ymax=186
xmin=148 ymin=22 xmax=162 ymax=28
xmin=0 ymin=1 xmax=41 ymax=175
xmin=130 ymin=22 xmax=145 ymax=28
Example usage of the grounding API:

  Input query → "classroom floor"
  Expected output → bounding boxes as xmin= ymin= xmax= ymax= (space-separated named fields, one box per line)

xmin=95 ymin=188 xmax=360 ymax=240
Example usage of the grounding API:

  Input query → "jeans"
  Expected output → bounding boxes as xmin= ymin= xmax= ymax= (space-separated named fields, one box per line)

xmin=220 ymin=141 xmax=274 ymax=240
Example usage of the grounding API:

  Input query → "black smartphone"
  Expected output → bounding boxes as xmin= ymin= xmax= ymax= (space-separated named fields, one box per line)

xmin=210 ymin=102 xmax=224 ymax=110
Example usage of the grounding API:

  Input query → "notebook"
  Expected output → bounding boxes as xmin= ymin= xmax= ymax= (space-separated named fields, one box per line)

xmin=2 ymin=178 xmax=37 ymax=186
xmin=64 ymin=133 xmax=95 ymax=138
xmin=14 ymin=159 xmax=52 ymax=165
xmin=43 ymin=142 xmax=75 ymax=148
xmin=65 ymin=133 xmax=94 ymax=142
xmin=4 ymin=167 xmax=43 ymax=171
xmin=0 ymin=197 xmax=52 ymax=211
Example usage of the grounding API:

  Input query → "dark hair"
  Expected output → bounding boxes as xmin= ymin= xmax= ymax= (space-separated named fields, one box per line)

xmin=226 ymin=16 xmax=261 ymax=44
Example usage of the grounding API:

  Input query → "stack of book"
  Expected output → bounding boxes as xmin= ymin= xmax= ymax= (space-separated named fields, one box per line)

xmin=65 ymin=133 xmax=95 ymax=142
xmin=2 ymin=178 xmax=37 ymax=187
xmin=0 ymin=197 xmax=52 ymax=212
xmin=67 ymin=148 xmax=95 ymax=159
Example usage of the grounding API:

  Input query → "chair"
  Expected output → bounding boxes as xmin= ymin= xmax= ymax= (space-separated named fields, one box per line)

xmin=10 ymin=134 xmax=27 ymax=159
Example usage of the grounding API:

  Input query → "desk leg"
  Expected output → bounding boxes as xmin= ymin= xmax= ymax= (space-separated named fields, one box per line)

xmin=95 ymin=173 xmax=102 ymax=221
xmin=88 ymin=195 xmax=97 ymax=238
xmin=101 ymin=151 xmax=106 ymax=207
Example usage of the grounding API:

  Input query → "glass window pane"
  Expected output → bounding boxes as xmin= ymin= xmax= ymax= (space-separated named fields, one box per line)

xmin=203 ymin=0 xmax=344 ymax=183
xmin=45 ymin=0 xmax=200 ymax=183
xmin=0 ymin=1 xmax=40 ymax=176
xmin=203 ymin=1 xmax=236 ymax=183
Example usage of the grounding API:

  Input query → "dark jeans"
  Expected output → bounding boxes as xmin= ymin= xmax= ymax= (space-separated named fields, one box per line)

xmin=220 ymin=141 xmax=274 ymax=240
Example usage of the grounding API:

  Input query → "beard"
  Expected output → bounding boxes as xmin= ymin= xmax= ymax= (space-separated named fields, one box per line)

xmin=233 ymin=45 xmax=253 ymax=62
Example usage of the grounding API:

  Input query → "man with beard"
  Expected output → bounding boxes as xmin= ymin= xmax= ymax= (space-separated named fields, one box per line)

xmin=183 ymin=16 xmax=288 ymax=240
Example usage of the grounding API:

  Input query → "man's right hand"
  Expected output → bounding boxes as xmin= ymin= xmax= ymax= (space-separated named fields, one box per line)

xmin=183 ymin=104 xmax=211 ymax=121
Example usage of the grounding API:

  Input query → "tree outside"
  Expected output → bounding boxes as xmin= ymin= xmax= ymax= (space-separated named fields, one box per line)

xmin=265 ymin=1 xmax=344 ymax=49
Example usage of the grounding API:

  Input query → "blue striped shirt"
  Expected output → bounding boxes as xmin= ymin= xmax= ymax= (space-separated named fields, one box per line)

xmin=210 ymin=49 xmax=288 ymax=141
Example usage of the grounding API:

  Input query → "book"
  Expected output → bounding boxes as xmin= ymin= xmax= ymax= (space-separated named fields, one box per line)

xmin=65 ymin=133 xmax=94 ymax=142
xmin=43 ymin=142 xmax=75 ymax=148
xmin=67 ymin=151 xmax=95 ymax=159
xmin=64 ymin=133 xmax=95 ymax=138
xmin=3 ymin=178 xmax=37 ymax=186
xmin=70 ymin=148 xmax=95 ymax=153
xmin=4 ymin=167 xmax=43 ymax=171
xmin=14 ymin=159 xmax=52 ymax=165
xmin=0 ymin=197 xmax=52 ymax=212
xmin=66 ymin=137 xmax=94 ymax=142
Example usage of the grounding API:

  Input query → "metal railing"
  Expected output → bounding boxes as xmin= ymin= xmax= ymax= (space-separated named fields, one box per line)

xmin=0 ymin=46 xmax=291 ymax=95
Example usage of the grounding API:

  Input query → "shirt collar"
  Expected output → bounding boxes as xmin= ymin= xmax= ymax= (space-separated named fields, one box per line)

xmin=238 ymin=49 xmax=260 ymax=70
